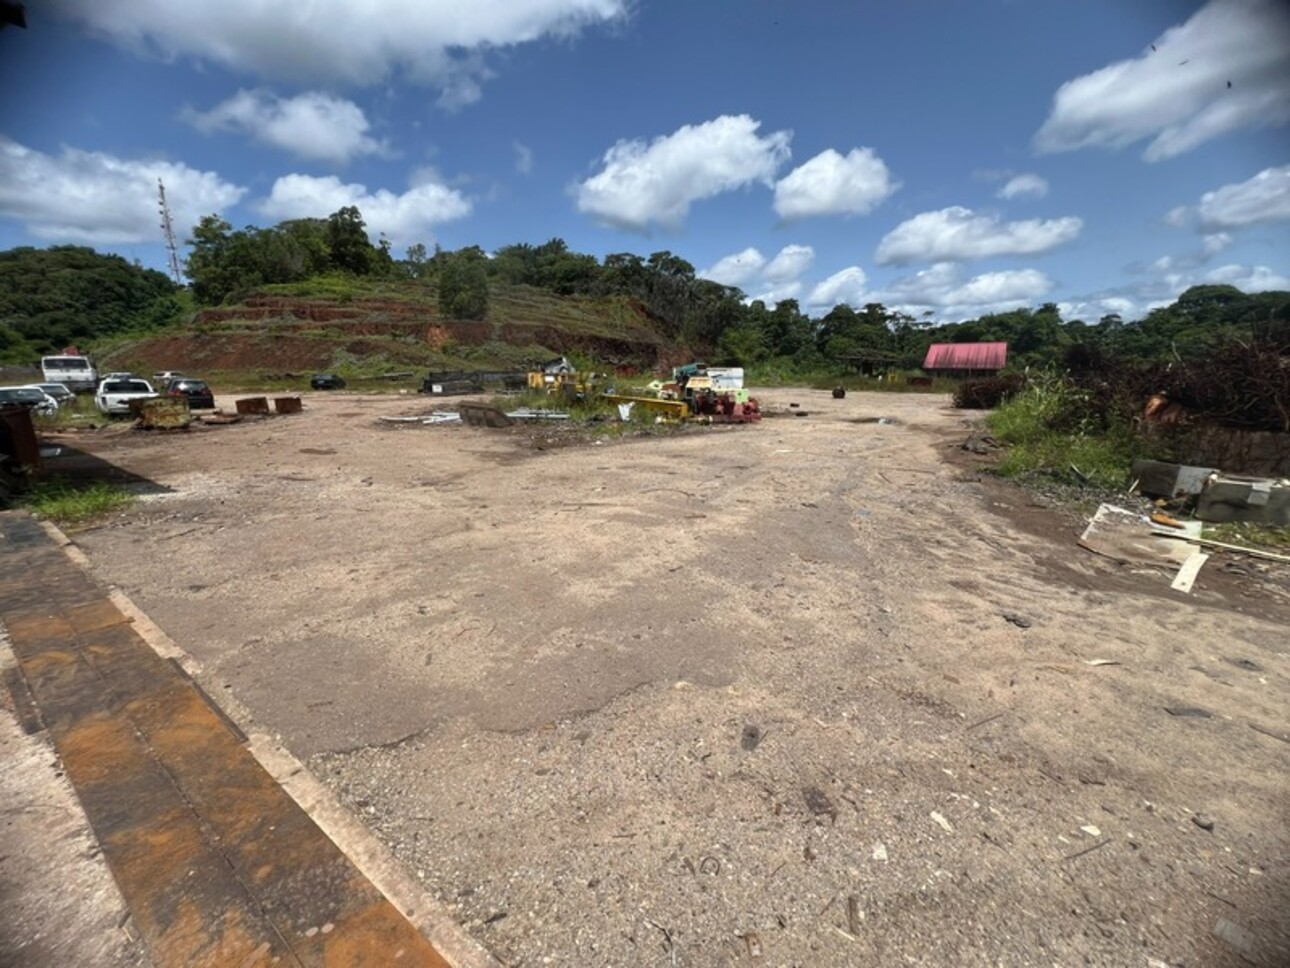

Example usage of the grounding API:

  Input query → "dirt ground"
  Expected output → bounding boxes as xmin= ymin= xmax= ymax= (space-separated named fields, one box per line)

xmin=51 ymin=388 xmax=1289 ymax=967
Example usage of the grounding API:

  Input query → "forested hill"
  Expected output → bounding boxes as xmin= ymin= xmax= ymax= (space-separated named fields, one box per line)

xmin=0 ymin=246 xmax=183 ymax=363
xmin=1 ymin=219 xmax=1287 ymax=373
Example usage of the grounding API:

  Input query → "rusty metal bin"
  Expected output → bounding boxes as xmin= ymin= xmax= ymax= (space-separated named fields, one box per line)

xmin=235 ymin=397 xmax=270 ymax=416
xmin=273 ymin=396 xmax=303 ymax=415
xmin=136 ymin=397 xmax=192 ymax=429
xmin=0 ymin=406 xmax=41 ymax=484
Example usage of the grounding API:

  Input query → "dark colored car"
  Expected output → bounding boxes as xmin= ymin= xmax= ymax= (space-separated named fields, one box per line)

xmin=165 ymin=378 xmax=215 ymax=409
xmin=310 ymin=373 xmax=347 ymax=390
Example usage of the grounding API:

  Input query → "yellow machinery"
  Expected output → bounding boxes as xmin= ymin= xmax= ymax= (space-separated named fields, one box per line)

xmin=600 ymin=394 xmax=690 ymax=419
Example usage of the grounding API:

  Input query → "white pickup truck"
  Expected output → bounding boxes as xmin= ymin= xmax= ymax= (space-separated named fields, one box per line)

xmin=95 ymin=375 xmax=157 ymax=416
xmin=41 ymin=354 xmax=98 ymax=393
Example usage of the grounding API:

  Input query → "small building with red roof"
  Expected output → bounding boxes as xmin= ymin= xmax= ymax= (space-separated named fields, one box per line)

xmin=922 ymin=341 xmax=1008 ymax=378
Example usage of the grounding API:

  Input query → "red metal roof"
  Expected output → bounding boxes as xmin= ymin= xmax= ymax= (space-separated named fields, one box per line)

xmin=922 ymin=341 xmax=1008 ymax=370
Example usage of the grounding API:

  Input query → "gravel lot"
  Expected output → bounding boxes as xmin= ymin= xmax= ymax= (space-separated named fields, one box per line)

xmin=61 ymin=388 xmax=1289 ymax=967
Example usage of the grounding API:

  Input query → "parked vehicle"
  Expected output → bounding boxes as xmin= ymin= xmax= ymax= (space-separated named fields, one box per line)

xmin=154 ymin=370 xmax=186 ymax=385
xmin=165 ymin=377 xmax=215 ymax=409
xmin=40 ymin=354 xmax=98 ymax=392
xmin=95 ymin=376 xmax=156 ymax=416
xmin=0 ymin=386 xmax=60 ymax=417
xmin=35 ymin=382 xmax=75 ymax=404
xmin=310 ymin=373 xmax=347 ymax=390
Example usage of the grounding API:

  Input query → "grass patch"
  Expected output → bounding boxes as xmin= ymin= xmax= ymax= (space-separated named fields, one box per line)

xmin=21 ymin=479 xmax=134 ymax=528
xmin=987 ymin=378 xmax=1138 ymax=489
xmin=33 ymin=394 xmax=104 ymax=430
xmin=1204 ymin=521 xmax=1290 ymax=553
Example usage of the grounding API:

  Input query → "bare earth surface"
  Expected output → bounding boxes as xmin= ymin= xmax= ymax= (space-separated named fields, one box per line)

xmin=58 ymin=389 xmax=1288 ymax=967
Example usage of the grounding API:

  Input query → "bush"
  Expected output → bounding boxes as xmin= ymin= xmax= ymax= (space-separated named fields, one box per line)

xmin=987 ymin=375 xmax=1139 ymax=489
xmin=953 ymin=373 xmax=1026 ymax=409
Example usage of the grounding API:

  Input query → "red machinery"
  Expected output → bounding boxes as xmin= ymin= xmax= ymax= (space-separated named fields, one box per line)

xmin=690 ymin=390 xmax=761 ymax=423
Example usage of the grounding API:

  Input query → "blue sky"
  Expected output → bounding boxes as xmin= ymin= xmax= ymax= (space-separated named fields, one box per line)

xmin=1 ymin=0 xmax=1287 ymax=321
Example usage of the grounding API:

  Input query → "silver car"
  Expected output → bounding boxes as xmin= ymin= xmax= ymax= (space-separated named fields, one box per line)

xmin=0 ymin=385 xmax=60 ymax=417
xmin=36 ymin=382 xmax=75 ymax=404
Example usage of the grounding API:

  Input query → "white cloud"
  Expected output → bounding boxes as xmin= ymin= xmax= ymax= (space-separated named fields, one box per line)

xmin=1205 ymin=263 xmax=1290 ymax=290
xmin=748 ymin=281 xmax=802 ymax=308
xmin=876 ymin=262 xmax=1053 ymax=317
xmin=1056 ymin=296 xmax=1142 ymax=321
xmin=181 ymin=90 xmax=388 ymax=164
xmin=1034 ymin=0 xmax=1290 ymax=161
xmin=514 ymin=141 xmax=533 ymax=174
xmin=1203 ymin=232 xmax=1233 ymax=255
xmin=875 ymin=206 xmax=1082 ymax=265
xmin=0 ymin=136 xmax=245 ymax=244
xmin=573 ymin=114 xmax=791 ymax=231
xmin=259 ymin=173 xmax=471 ymax=247
xmin=1196 ymin=164 xmax=1290 ymax=229
xmin=700 ymin=243 xmax=817 ymax=301
xmin=1060 ymin=255 xmax=1290 ymax=322
xmin=1164 ymin=205 xmax=1191 ymax=228
xmin=699 ymin=247 xmax=766 ymax=287
xmin=807 ymin=267 xmax=869 ymax=309
xmin=763 ymin=244 xmax=815 ymax=283
xmin=946 ymin=269 xmax=1052 ymax=306
xmin=772 ymin=147 xmax=898 ymax=220
xmin=53 ymin=0 xmax=629 ymax=105
xmin=996 ymin=173 xmax=1049 ymax=200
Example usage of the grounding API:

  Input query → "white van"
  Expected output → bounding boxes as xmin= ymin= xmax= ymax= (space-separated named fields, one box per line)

xmin=40 ymin=355 xmax=98 ymax=392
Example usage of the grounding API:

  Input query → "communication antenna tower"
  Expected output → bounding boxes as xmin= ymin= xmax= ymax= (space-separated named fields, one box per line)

xmin=157 ymin=178 xmax=182 ymax=284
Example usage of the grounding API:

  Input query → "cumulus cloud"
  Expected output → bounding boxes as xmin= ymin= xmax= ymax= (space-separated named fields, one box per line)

xmin=574 ymin=115 xmax=791 ymax=232
xmin=259 ymin=173 xmax=471 ymax=247
xmin=53 ymin=0 xmax=629 ymax=105
xmin=1034 ymin=0 xmax=1290 ymax=161
xmin=1203 ymin=232 xmax=1233 ymax=255
xmin=997 ymin=173 xmax=1049 ymax=200
xmin=514 ymin=141 xmax=533 ymax=174
xmin=1196 ymin=164 xmax=1290 ymax=229
xmin=1056 ymin=296 xmax=1143 ymax=321
xmin=806 ymin=267 xmax=869 ymax=310
xmin=0 ymin=136 xmax=245 ymax=244
xmin=1060 ymin=256 xmax=1289 ymax=322
xmin=1205 ymin=263 xmax=1290 ymax=290
xmin=875 ymin=206 xmax=1082 ymax=265
xmin=181 ymin=90 xmax=388 ymax=164
xmin=763 ymin=244 xmax=815 ymax=283
xmin=748 ymin=282 xmax=803 ymax=307
xmin=700 ymin=243 xmax=820 ymax=306
xmin=772 ymin=147 xmax=898 ymax=220
xmin=699 ymin=247 xmax=766 ymax=287
xmin=874 ymin=262 xmax=1053 ymax=317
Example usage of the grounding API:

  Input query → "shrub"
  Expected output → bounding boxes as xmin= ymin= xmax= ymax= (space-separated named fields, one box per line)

xmin=953 ymin=373 xmax=1026 ymax=409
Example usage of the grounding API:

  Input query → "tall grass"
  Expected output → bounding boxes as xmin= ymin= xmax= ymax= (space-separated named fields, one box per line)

xmin=32 ymin=394 xmax=103 ymax=429
xmin=987 ymin=376 xmax=1138 ymax=489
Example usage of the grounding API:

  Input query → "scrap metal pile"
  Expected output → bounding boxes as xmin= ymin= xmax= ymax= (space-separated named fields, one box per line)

xmin=416 ymin=359 xmax=763 ymax=425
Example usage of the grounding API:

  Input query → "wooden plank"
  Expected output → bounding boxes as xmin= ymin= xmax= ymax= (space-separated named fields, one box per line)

xmin=1150 ymin=530 xmax=1290 ymax=564
xmin=1170 ymin=552 xmax=1209 ymax=594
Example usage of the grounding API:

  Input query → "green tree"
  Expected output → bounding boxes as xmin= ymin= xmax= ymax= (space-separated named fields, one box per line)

xmin=184 ymin=215 xmax=238 ymax=304
xmin=437 ymin=248 xmax=490 ymax=320
xmin=403 ymin=243 xmax=430 ymax=280
xmin=0 ymin=245 xmax=179 ymax=360
xmin=325 ymin=206 xmax=374 ymax=275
